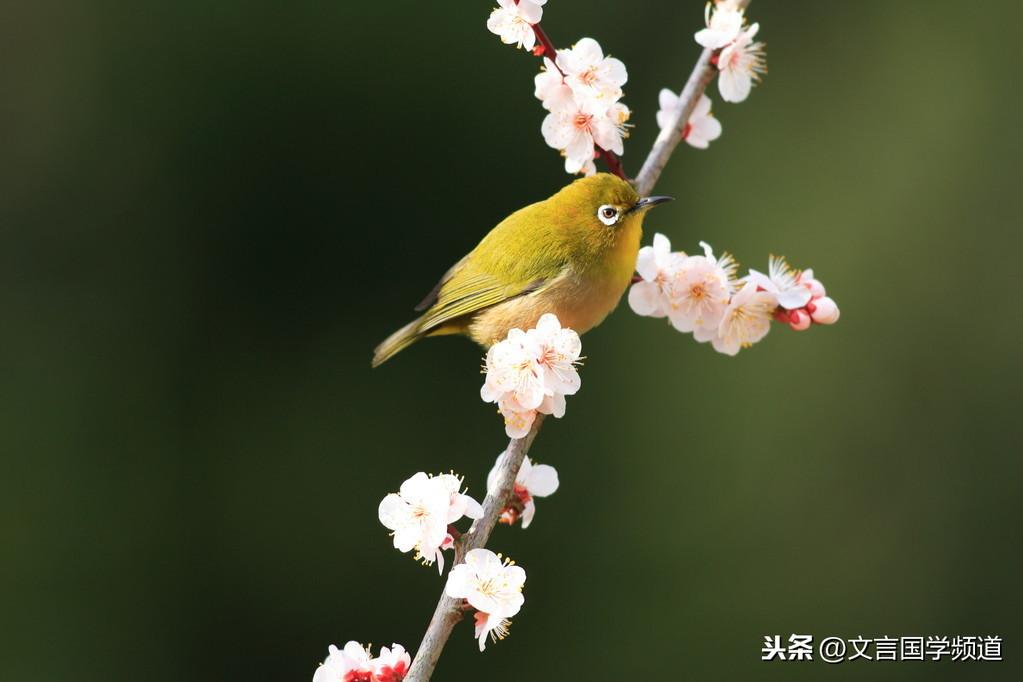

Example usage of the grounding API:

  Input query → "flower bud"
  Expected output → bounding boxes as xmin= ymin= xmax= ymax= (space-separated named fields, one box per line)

xmin=804 ymin=278 xmax=826 ymax=299
xmin=788 ymin=308 xmax=812 ymax=331
xmin=810 ymin=296 xmax=840 ymax=324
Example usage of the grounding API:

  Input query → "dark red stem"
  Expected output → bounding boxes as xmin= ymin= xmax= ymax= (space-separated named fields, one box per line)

xmin=599 ymin=148 xmax=627 ymax=179
xmin=531 ymin=23 xmax=561 ymax=67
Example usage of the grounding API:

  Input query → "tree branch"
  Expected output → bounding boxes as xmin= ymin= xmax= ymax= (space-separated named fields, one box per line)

xmin=405 ymin=3 xmax=756 ymax=679
xmin=633 ymin=0 xmax=752 ymax=196
xmin=404 ymin=415 xmax=546 ymax=682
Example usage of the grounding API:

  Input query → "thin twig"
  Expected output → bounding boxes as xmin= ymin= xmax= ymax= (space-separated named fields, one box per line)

xmin=405 ymin=3 xmax=755 ymax=678
xmin=633 ymin=0 xmax=752 ymax=196
xmin=405 ymin=415 xmax=545 ymax=682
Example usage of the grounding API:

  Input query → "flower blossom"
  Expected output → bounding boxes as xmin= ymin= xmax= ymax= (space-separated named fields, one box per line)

xmin=657 ymin=91 xmax=722 ymax=149
xmin=713 ymin=279 xmax=778 ymax=355
xmin=541 ymin=94 xmax=628 ymax=175
xmin=535 ymin=38 xmax=630 ymax=175
xmin=445 ymin=549 xmax=526 ymax=651
xmin=372 ymin=645 xmax=411 ymax=682
xmin=747 ymin=255 xmax=813 ymax=311
xmin=759 ymin=264 xmax=841 ymax=330
xmin=627 ymin=232 xmax=678 ymax=318
xmin=556 ymin=37 xmax=627 ymax=107
xmin=691 ymin=2 xmax=768 ymax=103
xmin=378 ymin=472 xmax=483 ymax=574
xmin=487 ymin=0 xmax=547 ymax=51
xmin=665 ymin=241 xmax=738 ymax=339
xmin=631 ymin=238 xmax=840 ymax=352
xmin=694 ymin=1 xmax=745 ymax=49
xmin=534 ymin=58 xmax=573 ymax=112
xmin=629 ymin=235 xmax=737 ymax=341
xmin=313 ymin=642 xmax=410 ymax=682
xmin=480 ymin=329 xmax=546 ymax=412
xmin=717 ymin=23 xmax=767 ymax=103
xmin=487 ymin=452 xmax=559 ymax=528
xmin=481 ymin=313 xmax=582 ymax=438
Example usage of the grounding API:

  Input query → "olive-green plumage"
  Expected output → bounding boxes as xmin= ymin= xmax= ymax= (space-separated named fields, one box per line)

xmin=372 ymin=173 xmax=671 ymax=367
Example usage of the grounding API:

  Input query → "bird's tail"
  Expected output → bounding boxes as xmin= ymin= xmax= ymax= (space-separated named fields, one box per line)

xmin=372 ymin=318 xmax=425 ymax=367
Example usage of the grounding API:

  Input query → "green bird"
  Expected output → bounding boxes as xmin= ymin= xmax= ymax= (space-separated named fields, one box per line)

xmin=372 ymin=173 xmax=672 ymax=367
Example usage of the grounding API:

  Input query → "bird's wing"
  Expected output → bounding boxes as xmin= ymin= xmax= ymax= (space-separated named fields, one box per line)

xmin=416 ymin=248 xmax=565 ymax=332
xmin=414 ymin=255 xmax=467 ymax=312
xmin=414 ymin=202 xmax=569 ymax=332
xmin=416 ymin=267 xmax=550 ymax=333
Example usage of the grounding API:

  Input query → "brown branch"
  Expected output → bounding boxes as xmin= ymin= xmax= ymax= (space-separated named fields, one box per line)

xmin=404 ymin=415 xmax=546 ymax=682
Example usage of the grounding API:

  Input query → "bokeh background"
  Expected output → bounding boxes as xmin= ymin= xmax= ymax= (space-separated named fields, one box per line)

xmin=2 ymin=1 xmax=1021 ymax=680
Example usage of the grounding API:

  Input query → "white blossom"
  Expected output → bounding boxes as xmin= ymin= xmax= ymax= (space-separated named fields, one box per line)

xmin=313 ymin=642 xmax=411 ymax=682
xmin=378 ymin=472 xmax=483 ymax=574
xmin=632 ymin=240 xmax=839 ymax=346
xmin=445 ymin=549 xmax=526 ymax=651
xmin=486 ymin=0 xmax=547 ymax=51
xmin=717 ymin=23 xmax=767 ymax=103
xmin=480 ymin=329 xmax=545 ymax=411
xmin=628 ymin=232 xmax=679 ymax=318
xmin=694 ymin=1 xmax=745 ymax=49
xmin=481 ymin=314 xmax=581 ymax=438
xmin=541 ymin=97 xmax=627 ymax=175
xmin=657 ymin=91 xmax=722 ymax=149
xmin=526 ymin=313 xmax=582 ymax=396
xmin=577 ymin=155 xmax=597 ymax=177
xmin=372 ymin=644 xmax=411 ymax=682
xmin=312 ymin=642 xmax=373 ymax=682
xmin=534 ymin=37 xmax=630 ymax=175
xmin=630 ymin=237 xmax=737 ymax=339
xmin=534 ymin=58 xmax=573 ymax=112
xmin=746 ymin=255 xmax=813 ymax=310
xmin=765 ymin=265 xmax=841 ymax=330
xmin=665 ymin=242 xmax=737 ymax=337
xmin=487 ymin=452 xmax=560 ymax=528
xmin=712 ymin=280 xmax=777 ymax=355
xmin=473 ymin=612 xmax=511 ymax=654
xmin=556 ymin=37 xmax=628 ymax=107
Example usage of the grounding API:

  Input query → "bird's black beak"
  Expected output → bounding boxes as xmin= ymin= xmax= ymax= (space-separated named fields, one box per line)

xmin=629 ymin=196 xmax=674 ymax=213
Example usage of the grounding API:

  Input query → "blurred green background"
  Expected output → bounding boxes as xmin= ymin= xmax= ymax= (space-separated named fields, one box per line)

xmin=2 ymin=1 xmax=1020 ymax=680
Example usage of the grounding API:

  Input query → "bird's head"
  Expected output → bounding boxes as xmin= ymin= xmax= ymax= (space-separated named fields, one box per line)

xmin=557 ymin=172 xmax=673 ymax=232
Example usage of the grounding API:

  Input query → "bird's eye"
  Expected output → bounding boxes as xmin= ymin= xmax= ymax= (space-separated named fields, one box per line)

xmin=597 ymin=204 xmax=620 ymax=226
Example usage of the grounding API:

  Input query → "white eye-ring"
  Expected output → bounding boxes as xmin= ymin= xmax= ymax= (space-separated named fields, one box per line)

xmin=597 ymin=204 xmax=620 ymax=226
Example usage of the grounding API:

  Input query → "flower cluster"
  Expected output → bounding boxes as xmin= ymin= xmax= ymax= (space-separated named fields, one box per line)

xmin=749 ymin=258 xmax=840 ymax=330
xmin=378 ymin=472 xmax=483 ymax=574
xmin=694 ymin=1 xmax=767 ymax=103
xmin=446 ymin=548 xmax=527 ymax=651
xmin=629 ymin=234 xmax=839 ymax=355
xmin=536 ymin=38 xmax=630 ymax=175
xmin=486 ymin=2 xmax=632 ymax=176
xmin=487 ymin=452 xmax=559 ymax=528
xmin=313 ymin=642 xmax=410 ymax=682
xmin=481 ymin=313 xmax=582 ymax=438
xmin=657 ymin=91 xmax=722 ymax=149
xmin=375 ymin=469 xmax=533 ymax=654
xmin=486 ymin=0 xmax=546 ymax=51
